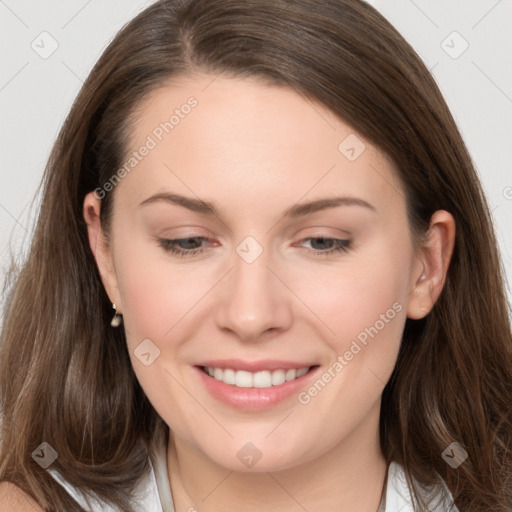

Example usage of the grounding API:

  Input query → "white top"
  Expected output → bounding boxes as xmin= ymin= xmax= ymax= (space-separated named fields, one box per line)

xmin=48 ymin=437 xmax=459 ymax=511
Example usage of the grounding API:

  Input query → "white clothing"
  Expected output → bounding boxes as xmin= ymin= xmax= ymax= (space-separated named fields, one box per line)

xmin=48 ymin=437 xmax=458 ymax=511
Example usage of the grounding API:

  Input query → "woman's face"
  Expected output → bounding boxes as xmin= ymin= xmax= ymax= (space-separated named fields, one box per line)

xmin=88 ymin=73 xmax=426 ymax=471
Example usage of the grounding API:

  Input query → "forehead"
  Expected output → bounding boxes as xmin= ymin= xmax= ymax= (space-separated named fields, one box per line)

xmin=117 ymin=73 xmax=404 ymax=218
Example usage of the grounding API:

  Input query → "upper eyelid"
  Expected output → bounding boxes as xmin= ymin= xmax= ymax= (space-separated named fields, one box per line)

xmin=158 ymin=226 xmax=352 ymax=239
xmin=160 ymin=233 xmax=351 ymax=240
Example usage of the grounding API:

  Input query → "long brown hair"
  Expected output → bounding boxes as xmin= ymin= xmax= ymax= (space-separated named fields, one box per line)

xmin=1 ymin=1 xmax=511 ymax=510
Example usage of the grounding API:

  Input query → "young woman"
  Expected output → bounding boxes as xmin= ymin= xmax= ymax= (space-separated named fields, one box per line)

xmin=1 ymin=0 xmax=511 ymax=511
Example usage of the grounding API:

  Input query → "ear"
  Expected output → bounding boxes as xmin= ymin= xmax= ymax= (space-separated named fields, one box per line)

xmin=407 ymin=210 xmax=456 ymax=319
xmin=83 ymin=192 xmax=122 ymax=312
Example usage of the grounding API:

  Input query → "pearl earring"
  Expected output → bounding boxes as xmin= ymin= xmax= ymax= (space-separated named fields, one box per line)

xmin=110 ymin=303 xmax=123 ymax=327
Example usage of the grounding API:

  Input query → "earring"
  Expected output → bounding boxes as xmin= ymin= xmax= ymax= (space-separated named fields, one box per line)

xmin=110 ymin=303 xmax=123 ymax=327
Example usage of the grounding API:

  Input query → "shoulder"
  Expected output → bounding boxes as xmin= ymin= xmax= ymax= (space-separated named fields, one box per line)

xmin=0 ymin=482 xmax=44 ymax=512
xmin=46 ymin=458 xmax=164 ymax=512
xmin=386 ymin=462 xmax=459 ymax=512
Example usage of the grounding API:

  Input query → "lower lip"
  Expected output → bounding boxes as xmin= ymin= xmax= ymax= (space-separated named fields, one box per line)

xmin=194 ymin=366 xmax=319 ymax=411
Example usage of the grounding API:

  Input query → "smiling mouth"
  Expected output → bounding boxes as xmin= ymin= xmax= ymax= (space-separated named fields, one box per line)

xmin=200 ymin=365 xmax=318 ymax=388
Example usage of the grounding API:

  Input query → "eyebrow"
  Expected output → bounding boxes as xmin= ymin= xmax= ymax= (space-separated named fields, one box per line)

xmin=138 ymin=192 xmax=376 ymax=217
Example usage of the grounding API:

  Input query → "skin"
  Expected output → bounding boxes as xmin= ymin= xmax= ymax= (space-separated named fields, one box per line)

xmin=84 ymin=73 xmax=455 ymax=512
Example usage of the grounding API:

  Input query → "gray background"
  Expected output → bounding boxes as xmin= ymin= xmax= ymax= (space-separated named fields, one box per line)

xmin=1 ymin=0 xmax=511 ymax=307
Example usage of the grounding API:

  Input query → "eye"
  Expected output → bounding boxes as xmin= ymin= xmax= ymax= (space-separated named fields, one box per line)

xmin=157 ymin=236 xmax=211 ymax=257
xmin=297 ymin=237 xmax=352 ymax=256
xmin=157 ymin=236 xmax=352 ymax=258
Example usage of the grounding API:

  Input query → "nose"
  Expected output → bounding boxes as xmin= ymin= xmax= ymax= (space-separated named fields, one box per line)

xmin=214 ymin=244 xmax=293 ymax=342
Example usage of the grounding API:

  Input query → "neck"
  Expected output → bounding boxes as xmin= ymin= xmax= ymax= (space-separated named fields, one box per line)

xmin=166 ymin=406 xmax=387 ymax=512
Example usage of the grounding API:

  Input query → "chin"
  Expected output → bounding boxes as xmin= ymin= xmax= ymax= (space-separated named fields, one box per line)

xmin=196 ymin=437 xmax=314 ymax=473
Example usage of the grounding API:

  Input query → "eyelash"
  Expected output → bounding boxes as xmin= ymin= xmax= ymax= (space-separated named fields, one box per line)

xmin=157 ymin=236 xmax=352 ymax=258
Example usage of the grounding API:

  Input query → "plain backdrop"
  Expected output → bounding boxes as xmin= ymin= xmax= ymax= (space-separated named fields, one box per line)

xmin=1 ymin=0 xmax=511 ymax=309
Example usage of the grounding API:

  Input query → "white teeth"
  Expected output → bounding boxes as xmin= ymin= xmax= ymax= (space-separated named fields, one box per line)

xmin=271 ymin=369 xmax=286 ymax=386
xmin=253 ymin=371 xmax=272 ymax=388
xmin=285 ymin=369 xmax=296 ymax=381
xmin=296 ymin=367 xmax=309 ymax=378
xmin=223 ymin=368 xmax=236 ymax=385
xmin=235 ymin=370 xmax=253 ymax=388
xmin=204 ymin=366 xmax=311 ymax=388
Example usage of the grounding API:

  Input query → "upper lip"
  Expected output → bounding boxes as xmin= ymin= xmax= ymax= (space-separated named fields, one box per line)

xmin=196 ymin=359 xmax=317 ymax=372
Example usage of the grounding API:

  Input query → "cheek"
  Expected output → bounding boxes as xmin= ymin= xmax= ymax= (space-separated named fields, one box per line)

xmin=299 ymin=256 xmax=408 ymax=335
xmin=290 ymin=240 xmax=411 ymax=375
xmin=112 ymin=240 xmax=206 ymax=436
xmin=286 ymin=249 xmax=409 ymax=445
xmin=113 ymin=238 xmax=207 ymax=346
